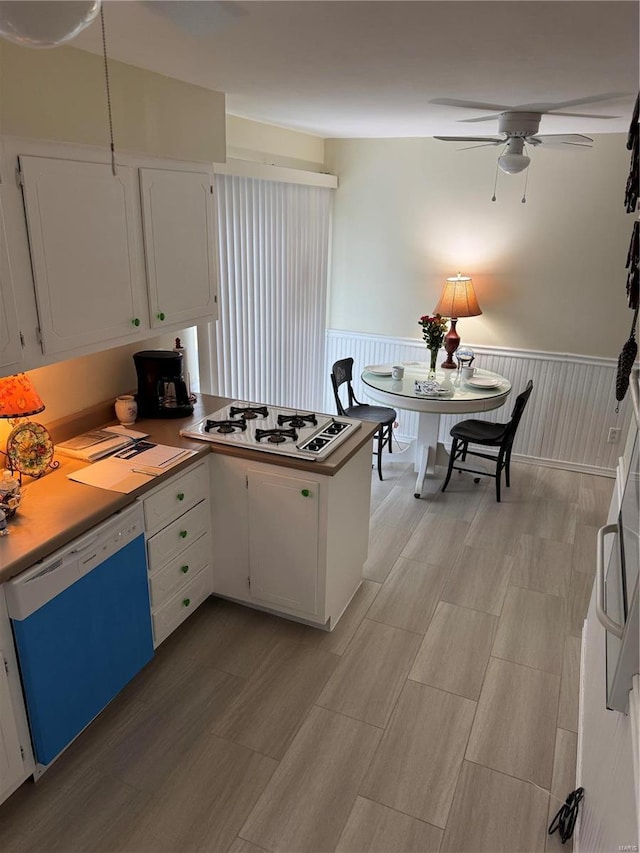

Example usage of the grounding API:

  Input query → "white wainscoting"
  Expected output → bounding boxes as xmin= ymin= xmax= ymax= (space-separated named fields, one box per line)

xmin=325 ymin=330 xmax=633 ymax=475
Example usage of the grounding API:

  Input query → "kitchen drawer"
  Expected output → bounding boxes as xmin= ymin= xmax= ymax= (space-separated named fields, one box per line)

xmin=148 ymin=533 xmax=210 ymax=609
xmin=152 ymin=566 xmax=211 ymax=647
xmin=142 ymin=460 xmax=208 ymax=536
xmin=146 ymin=499 xmax=209 ymax=569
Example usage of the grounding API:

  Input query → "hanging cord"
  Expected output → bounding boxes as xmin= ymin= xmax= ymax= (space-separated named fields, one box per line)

xmin=548 ymin=787 xmax=584 ymax=844
xmin=624 ymin=92 xmax=639 ymax=213
xmin=100 ymin=5 xmax=117 ymax=177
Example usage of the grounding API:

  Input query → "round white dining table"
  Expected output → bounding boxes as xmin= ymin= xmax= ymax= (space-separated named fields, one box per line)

xmin=361 ymin=363 xmax=512 ymax=498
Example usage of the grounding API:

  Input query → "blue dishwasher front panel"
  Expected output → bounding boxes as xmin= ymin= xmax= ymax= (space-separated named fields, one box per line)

xmin=12 ymin=533 xmax=153 ymax=766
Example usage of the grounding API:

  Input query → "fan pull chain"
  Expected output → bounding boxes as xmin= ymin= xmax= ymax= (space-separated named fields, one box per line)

xmin=491 ymin=155 xmax=501 ymax=202
xmin=521 ymin=157 xmax=530 ymax=204
xmin=100 ymin=5 xmax=117 ymax=177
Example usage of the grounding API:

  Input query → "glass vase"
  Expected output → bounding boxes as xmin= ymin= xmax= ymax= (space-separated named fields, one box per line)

xmin=428 ymin=348 xmax=438 ymax=378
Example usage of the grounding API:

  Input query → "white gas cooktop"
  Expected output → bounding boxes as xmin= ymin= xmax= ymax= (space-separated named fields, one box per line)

xmin=180 ymin=401 xmax=361 ymax=461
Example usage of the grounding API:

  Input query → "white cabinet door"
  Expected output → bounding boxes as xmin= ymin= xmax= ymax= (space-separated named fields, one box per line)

xmin=0 ymin=646 xmax=23 ymax=796
xmin=248 ymin=469 xmax=320 ymax=617
xmin=139 ymin=167 xmax=217 ymax=329
xmin=19 ymin=155 xmax=147 ymax=354
xmin=0 ymin=586 xmax=32 ymax=804
xmin=0 ymin=196 xmax=22 ymax=370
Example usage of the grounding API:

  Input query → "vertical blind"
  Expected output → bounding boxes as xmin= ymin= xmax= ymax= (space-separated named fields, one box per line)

xmin=212 ymin=174 xmax=332 ymax=412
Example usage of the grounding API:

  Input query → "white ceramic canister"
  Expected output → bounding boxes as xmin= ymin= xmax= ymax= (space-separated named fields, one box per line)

xmin=115 ymin=395 xmax=138 ymax=426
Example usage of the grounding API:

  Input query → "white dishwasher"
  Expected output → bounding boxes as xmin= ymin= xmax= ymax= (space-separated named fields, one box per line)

xmin=5 ymin=503 xmax=153 ymax=771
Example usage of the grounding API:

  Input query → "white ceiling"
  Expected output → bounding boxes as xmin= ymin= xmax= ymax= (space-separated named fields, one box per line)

xmin=73 ymin=1 xmax=639 ymax=138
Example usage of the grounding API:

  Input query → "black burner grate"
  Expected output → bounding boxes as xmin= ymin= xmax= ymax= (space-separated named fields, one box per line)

xmin=255 ymin=427 xmax=298 ymax=444
xmin=229 ymin=405 xmax=269 ymax=420
xmin=277 ymin=412 xmax=318 ymax=429
xmin=205 ymin=418 xmax=247 ymax=434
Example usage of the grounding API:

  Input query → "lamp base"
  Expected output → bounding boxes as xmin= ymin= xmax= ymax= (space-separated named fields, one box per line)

xmin=441 ymin=318 xmax=459 ymax=370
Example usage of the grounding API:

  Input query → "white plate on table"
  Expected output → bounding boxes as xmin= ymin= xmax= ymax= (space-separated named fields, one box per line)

xmin=467 ymin=377 xmax=501 ymax=389
xmin=366 ymin=365 xmax=393 ymax=376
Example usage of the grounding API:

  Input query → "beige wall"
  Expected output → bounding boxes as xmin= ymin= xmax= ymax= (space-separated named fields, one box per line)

xmin=226 ymin=114 xmax=325 ymax=171
xmin=325 ymin=135 xmax=633 ymax=358
xmin=0 ymin=41 xmax=226 ymax=162
xmin=31 ymin=335 xmax=177 ymax=425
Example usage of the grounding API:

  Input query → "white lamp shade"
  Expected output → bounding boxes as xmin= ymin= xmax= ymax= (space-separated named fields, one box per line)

xmin=498 ymin=152 xmax=531 ymax=174
xmin=0 ymin=1 xmax=100 ymax=48
xmin=497 ymin=137 xmax=530 ymax=174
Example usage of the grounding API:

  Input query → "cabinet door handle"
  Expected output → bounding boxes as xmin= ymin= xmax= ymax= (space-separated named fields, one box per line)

xmin=596 ymin=523 xmax=624 ymax=639
xmin=177 ymin=492 xmax=185 ymax=501
xmin=180 ymin=565 xmax=189 ymax=574
xmin=157 ymin=312 xmax=166 ymax=321
xmin=179 ymin=530 xmax=188 ymax=539
xmin=301 ymin=489 xmax=311 ymax=497
xmin=182 ymin=598 xmax=191 ymax=607
xmin=131 ymin=317 xmax=140 ymax=327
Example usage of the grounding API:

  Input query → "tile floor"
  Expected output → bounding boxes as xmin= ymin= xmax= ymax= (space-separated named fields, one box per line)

xmin=0 ymin=458 xmax=612 ymax=853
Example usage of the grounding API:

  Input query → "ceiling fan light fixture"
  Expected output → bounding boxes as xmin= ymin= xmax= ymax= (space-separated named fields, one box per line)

xmin=497 ymin=152 xmax=531 ymax=174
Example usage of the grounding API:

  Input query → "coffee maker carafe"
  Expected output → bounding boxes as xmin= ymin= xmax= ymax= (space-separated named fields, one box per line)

xmin=133 ymin=350 xmax=194 ymax=419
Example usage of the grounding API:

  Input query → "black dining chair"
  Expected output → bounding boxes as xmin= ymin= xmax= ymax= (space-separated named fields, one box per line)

xmin=441 ymin=379 xmax=534 ymax=502
xmin=330 ymin=357 xmax=396 ymax=480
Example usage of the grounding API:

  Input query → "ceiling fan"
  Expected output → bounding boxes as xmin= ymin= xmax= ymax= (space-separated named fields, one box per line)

xmin=432 ymin=93 xmax=628 ymax=175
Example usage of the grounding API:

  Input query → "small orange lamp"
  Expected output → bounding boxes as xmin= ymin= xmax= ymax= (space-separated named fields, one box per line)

xmin=433 ymin=273 xmax=482 ymax=369
xmin=0 ymin=373 xmax=57 ymax=480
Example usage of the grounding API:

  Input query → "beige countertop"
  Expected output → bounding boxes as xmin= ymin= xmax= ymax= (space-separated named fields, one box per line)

xmin=0 ymin=394 xmax=376 ymax=583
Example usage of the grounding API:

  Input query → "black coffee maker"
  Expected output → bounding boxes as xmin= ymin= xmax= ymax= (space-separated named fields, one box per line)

xmin=133 ymin=350 xmax=194 ymax=419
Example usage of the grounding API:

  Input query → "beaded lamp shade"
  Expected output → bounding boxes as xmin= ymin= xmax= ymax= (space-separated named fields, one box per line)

xmin=0 ymin=373 xmax=45 ymax=420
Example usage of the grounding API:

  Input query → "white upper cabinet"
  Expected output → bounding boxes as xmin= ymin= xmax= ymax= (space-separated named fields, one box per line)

xmin=139 ymin=167 xmax=218 ymax=329
xmin=0 ymin=195 xmax=22 ymax=370
xmin=19 ymin=155 xmax=148 ymax=354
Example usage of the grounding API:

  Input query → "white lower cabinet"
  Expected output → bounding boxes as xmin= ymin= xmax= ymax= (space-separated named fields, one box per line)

xmin=248 ymin=468 xmax=320 ymax=617
xmin=0 ymin=587 xmax=34 ymax=805
xmin=141 ymin=459 xmax=213 ymax=647
xmin=211 ymin=443 xmax=372 ymax=628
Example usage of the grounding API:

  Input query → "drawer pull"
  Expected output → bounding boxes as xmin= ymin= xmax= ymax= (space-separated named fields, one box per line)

xmin=131 ymin=317 xmax=140 ymax=327
xmin=179 ymin=530 xmax=188 ymax=539
xmin=157 ymin=311 xmax=166 ymax=321
xmin=301 ymin=488 xmax=311 ymax=497
xmin=180 ymin=565 xmax=189 ymax=574
xmin=182 ymin=598 xmax=191 ymax=607
xmin=177 ymin=492 xmax=185 ymax=501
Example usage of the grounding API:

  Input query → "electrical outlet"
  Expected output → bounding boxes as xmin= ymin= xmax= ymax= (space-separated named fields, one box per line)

xmin=607 ymin=427 xmax=621 ymax=443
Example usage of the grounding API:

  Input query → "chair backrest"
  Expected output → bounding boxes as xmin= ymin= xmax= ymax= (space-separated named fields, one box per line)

xmin=330 ymin=357 xmax=357 ymax=415
xmin=504 ymin=379 xmax=534 ymax=447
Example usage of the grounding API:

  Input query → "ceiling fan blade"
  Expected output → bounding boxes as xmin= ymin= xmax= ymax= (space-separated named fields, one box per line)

xmin=522 ymin=92 xmax=631 ymax=113
xmin=434 ymin=136 xmax=503 ymax=144
xmin=534 ymin=133 xmax=594 ymax=145
xmin=540 ymin=111 xmax=621 ymax=120
xmin=458 ymin=113 xmax=504 ymax=124
xmin=458 ymin=142 xmax=506 ymax=151
xmin=534 ymin=141 xmax=593 ymax=150
xmin=430 ymin=98 xmax=514 ymax=113
xmin=143 ymin=0 xmax=247 ymax=35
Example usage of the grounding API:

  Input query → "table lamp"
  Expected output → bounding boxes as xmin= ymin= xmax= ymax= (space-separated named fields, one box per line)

xmin=433 ymin=273 xmax=482 ymax=369
xmin=0 ymin=373 xmax=57 ymax=480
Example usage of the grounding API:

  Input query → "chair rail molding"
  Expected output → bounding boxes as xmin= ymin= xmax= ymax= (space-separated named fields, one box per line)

xmin=324 ymin=329 xmax=633 ymax=475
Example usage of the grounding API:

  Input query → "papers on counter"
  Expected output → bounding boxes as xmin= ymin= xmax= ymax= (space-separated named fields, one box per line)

xmin=67 ymin=443 xmax=197 ymax=493
xmin=56 ymin=426 xmax=150 ymax=462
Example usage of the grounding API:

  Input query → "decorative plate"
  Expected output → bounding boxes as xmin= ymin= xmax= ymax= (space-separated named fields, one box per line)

xmin=6 ymin=421 xmax=54 ymax=478
xmin=366 ymin=365 xmax=393 ymax=376
xmin=467 ymin=377 xmax=501 ymax=389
